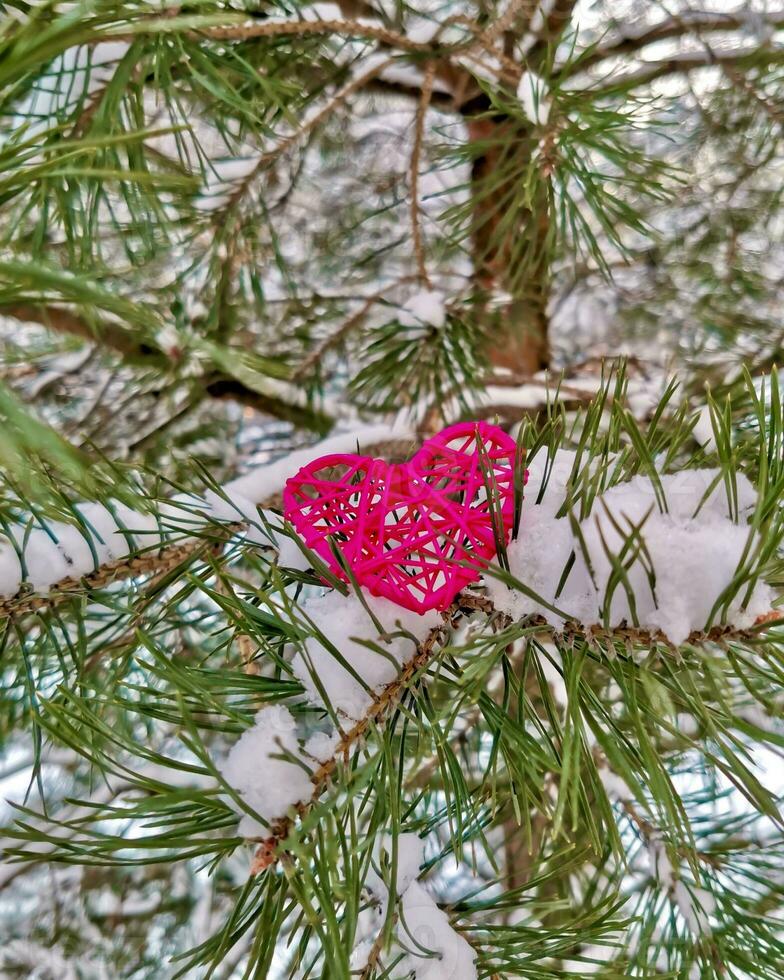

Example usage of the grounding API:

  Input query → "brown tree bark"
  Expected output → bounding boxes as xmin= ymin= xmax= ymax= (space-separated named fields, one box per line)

xmin=465 ymin=114 xmax=551 ymax=375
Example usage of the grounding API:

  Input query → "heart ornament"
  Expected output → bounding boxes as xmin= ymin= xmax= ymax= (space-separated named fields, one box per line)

xmin=283 ymin=422 xmax=520 ymax=613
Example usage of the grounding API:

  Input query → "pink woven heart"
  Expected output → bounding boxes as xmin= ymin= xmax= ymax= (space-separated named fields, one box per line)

xmin=283 ymin=422 xmax=519 ymax=613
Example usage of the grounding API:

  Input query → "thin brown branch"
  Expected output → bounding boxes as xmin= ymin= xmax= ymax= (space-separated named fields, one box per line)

xmin=1 ymin=304 xmax=163 ymax=364
xmin=479 ymin=0 xmax=537 ymax=46
xmin=203 ymin=375 xmax=332 ymax=433
xmin=109 ymin=10 xmax=478 ymax=109
xmin=0 ymin=529 xmax=239 ymax=620
xmin=364 ymin=74 xmax=456 ymax=107
xmin=3 ymin=305 xmax=332 ymax=432
xmin=593 ymin=45 xmax=784 ymax=94
xmin=107 ymin=16 xmax=437 ymax=53
xmin=291 ymin=281 xmax=418 ymax=382
xmin=410 ymin=62 xmax=437 ymax=288
xmin=571 ymin=10 xmax=784 ymax=75
xmin=250 ymin=592 xmax=494 ymax=874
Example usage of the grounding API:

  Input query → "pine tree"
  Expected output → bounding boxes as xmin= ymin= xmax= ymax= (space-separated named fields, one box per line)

xmin=1 ymin=1 xmax=783 ymax=977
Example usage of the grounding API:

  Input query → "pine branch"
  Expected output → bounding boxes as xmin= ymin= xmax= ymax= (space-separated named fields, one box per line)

xmin=248 ymin=594 xmax=780 ymax=875
xmin=571 ymin=9 xmax=784 ymax=75
xmin=1 ymin=303 xmax=164 ymax=364
xmin=0 ymin=525 xmax=238 ymax=620
xmin=214 ymin=55 xmax=397 ymax=218
xmin=106 ymin=16 xmax=440 ymax=54
xmin=291 ymin=279 xmax=419 ymax=382
xmin=479 ymin=0 xmax=539 ymax=46
xmin=0 ymin=427 xmax=417 ymax=619
xmin=249 ymin=591 xmax=495 ymax=874
xmin=526 ymin=0 xmax=580 ymax=68
xmin=201 ymin=376 xmax=332 ymax=432
xmin=2 ymin=304 xmax=332 ymax=432
xmin=593 ymin=45 xmax=784 ymax=93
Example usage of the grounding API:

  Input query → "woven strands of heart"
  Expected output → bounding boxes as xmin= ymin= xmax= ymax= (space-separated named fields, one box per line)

xmin=283 ymin=422 xmax=521 ymax=613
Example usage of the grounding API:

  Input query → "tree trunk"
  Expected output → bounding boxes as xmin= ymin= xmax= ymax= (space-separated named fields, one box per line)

xmin=465 ymin=113 xmax=551 ymax=376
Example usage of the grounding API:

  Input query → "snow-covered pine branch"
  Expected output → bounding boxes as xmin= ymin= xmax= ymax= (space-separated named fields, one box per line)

xmin=487 ymin=449 xmax=777 ymax=645
xmin=222 ymin=589 xmax=455 ymax=867
xmin=214 ymin=441 xmax=778 ymax=882
xmin=223 ymin=605 xmax=480 ymax=973
xmin=0 ymin=423 xmax=415 ymax=615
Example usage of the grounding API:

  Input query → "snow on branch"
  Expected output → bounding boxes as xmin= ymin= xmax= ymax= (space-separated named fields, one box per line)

xmin=592 ymin=44 xmax=784 ymax=94
xmin=221 ymin=590 xmax=441 ymax=837
xmin=106 ymin=13 xmax=440 ymax=55
xmin=398 ymin=880 xmax=477 ymax=979
xmin=347 ymin=833 xmax=477 ymax=978
xmin=0 ymin=422 xmax=415 ymax=616
xmin=221 ymin=589 xmax=479 ymax=971
xmin=217 ymin=445 xmax=778 ymax=872
xmin=487 ymin=450 xmax=777 ymax=645
xmin=221 ymin=591 xmax=459 ymax=865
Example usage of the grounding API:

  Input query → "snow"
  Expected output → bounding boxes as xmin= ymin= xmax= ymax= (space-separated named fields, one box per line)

xmin=212 ymin=487 xmax=451 ymax=948
xmin=349 ymin=939 xmax=377 ymax=971
xmin=645 ymin=830 xmax=716 ymax=936
xmin=0 ymin=504 xmax=165 ymax=597
xmin=70 ymin=503 xmax=130 ymax=565
xmin=367 ymin=833 xmax=425 ymax=899
xmin=351 ymin=835 xmax=424 ymax=966
xmin=486 ymin=450 xmax=775 ymax=644
xmin=0 ymin=423 xmax=415 ymax=599
xmin=221 ymin=589 xmax=437 ymax=839
xmin=399 ymin=881 xmax=477 ymax=980
xmin=398 ymin=290 xmax=447 ymax=330
xmin=352 ymin=833 xmax=473 ymax=978
xmin=647 ymin=830 xmax=676 ymax=890
xmin=220 ymin=704 xmax=314 ymax=836
xmin=517 ymin=72 xmax=551 ymax=125
xmin=0 ymin=538 xmax=22 ymax=597
xmin=203 ymin=489 xmax=268 ymax=546
xmin=596 ymin=763 xmax=634 ymax=803
xmin=692 ymin=404 xmax=715 ymax=451
xmin=4 ymin=528 xmax=71 ymax=592
xmin=12 ymin=41 xmax=128 ymax=136
xmin=673 ymin=880 xmax=714 ymax=936
xmin=457 ymin=51 xmax=505 ymax=87
xmin=363 ymin=52 xmax=452 ymax=94
xmin=291 ymin=590 xmax=440 ymax=721
xmin=225 ymin=420 xmax=415 ymax=501
xmin=1 ymin=940 xmax=79 ymax=980
xmin=303 ymin=729 xmax=340 ymax=764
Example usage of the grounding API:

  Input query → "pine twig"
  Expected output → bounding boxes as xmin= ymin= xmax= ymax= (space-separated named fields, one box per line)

xmin=248 ymin=598 xmax=781 ymax=872
xmin=249 ymin=591 xmax=494 ymax=874
xmin=220 ymin=56 xmax=396 ymax=217
xmin=0 ymin=437 xmax=417 ymax=620
xmin=0 ymin=528 xmax=241 ymax=620
xmin=107 ymin=17 xmax=437 ymax=54
xmin=291 ymin=277 xmax=419 ymax=382
xmin=478 ymin=0 xmax=536 ymax=45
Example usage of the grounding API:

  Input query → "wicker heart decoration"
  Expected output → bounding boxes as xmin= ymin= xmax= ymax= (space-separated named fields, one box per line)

xmin=283 ymin=422 xmax=519 ymax=613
